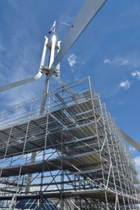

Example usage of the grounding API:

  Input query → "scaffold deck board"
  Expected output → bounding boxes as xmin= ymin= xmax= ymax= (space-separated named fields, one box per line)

xmin=0 ymin=98 xmax=102 ymax=159
xmin=0 ymin=151 xmax=107 ymax=177
xmin=0 ymin=189 xmax=139 ymax=204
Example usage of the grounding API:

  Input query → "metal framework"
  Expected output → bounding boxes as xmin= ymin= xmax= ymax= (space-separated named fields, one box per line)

xmin=0 ymin=77 xmax=139 ymax=209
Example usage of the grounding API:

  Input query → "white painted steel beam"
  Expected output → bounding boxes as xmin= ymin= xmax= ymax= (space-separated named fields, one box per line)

xmin=40 ymin=35 xmax=57 ymax=115
xmin=51 ymin=0 xmax=107 ymax=72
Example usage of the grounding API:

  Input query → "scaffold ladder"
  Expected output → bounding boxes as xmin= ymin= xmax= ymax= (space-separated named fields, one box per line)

xmin=9 ymin=195 xmax=16 ymax=210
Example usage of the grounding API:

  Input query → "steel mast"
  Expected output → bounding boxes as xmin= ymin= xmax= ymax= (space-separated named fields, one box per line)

xmin=26 ymin=29 xmax=60 ymax=194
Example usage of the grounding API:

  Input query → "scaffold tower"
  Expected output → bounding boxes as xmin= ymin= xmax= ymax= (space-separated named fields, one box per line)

xmin=0 ymin=1 xmax=140 ymax=209
xmin=0 ymin=77 xmax=139 ymax=209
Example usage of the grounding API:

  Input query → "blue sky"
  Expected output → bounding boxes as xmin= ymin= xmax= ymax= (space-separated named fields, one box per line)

xmin=0 ymin=0 xmax=140 ymax=176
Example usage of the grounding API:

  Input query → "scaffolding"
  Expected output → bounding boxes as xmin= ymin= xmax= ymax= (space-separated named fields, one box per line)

xmin=0 ymin=77 xmax=139 ymax=210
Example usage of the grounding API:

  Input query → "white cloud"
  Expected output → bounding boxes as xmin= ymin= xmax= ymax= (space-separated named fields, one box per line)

xmin=68 ymin=54 xmax=77 ymax=67
xmin=134 ymin=156 xmax=140 ymax=177
xmin=121 ymin=60 xmax=128 ymax=66
xmin=113 ymin=58 xmax=129 ymax=66
xmin=119 ymin=80 xmax=131 ymax=90
xmin=104 ymin=59 xmax=110 ymax=64
xmin=108 ymin=50 xmax=140 ymax=69
xmin=131 ymin=70 xmax=140 ymax=80
xmin=134 ymin=156 xmax=140 ymax=167
xmin=129 ymin=146 xmax=136 ymax=152
xmin=103 ymin=58 xmax=129 ymax=66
